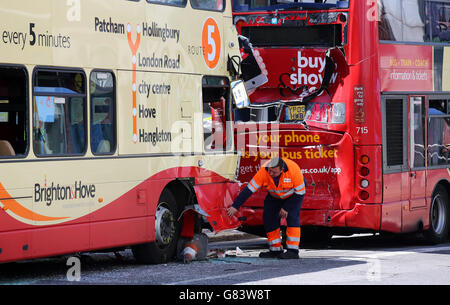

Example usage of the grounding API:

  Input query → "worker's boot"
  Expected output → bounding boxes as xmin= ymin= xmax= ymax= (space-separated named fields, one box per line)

xmin=278 ymin=249 xmax=299 ymax=259
xmin=259 ymin=250 xmax=282 ymax=258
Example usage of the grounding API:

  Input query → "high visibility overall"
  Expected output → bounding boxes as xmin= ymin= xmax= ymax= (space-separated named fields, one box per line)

xmin=232 ymin=158 xmax=305 ymax=251
xmin=263 ymin=193 xmax=303 ymax=251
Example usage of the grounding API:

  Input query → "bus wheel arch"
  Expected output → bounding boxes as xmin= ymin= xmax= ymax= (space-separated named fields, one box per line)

xmin=132 ymin=180 xmax=195 ymax=264
xmin=424 ymin=182 xmax=450 ymax=244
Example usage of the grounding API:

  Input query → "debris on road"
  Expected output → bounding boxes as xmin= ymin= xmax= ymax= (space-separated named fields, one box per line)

xmin=177 ymin=233 xmax=209 ymax=264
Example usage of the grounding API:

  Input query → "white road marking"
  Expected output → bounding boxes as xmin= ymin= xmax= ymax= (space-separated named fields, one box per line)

xmin=240 ymin=244 xmax=450 ymax=285
xmin=348 ymin=245 xmax=450 ymax=259
xmin=165 ymin=269 xmax=264 ymax=285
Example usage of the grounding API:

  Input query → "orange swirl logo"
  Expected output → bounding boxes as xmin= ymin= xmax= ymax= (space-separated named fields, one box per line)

xmin=0 ymin=182 xmax=68 ymax=222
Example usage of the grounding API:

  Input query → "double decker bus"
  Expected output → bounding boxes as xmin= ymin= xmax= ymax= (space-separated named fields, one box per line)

xmin=231 ymin=0 xmax=450 ymax=243
xmin=0 ymin=0 xmax=246 ymax=264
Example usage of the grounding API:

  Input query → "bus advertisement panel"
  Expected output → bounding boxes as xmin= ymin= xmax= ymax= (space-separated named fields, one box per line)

xmin=379 ymin=44 xmax=433 ymax=91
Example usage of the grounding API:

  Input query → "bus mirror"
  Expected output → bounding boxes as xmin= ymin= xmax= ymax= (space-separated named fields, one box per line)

xmin=228 ymin=55 xmax=241 ymax=77
xmin=231 ymin=80 xmax=250 ymax=109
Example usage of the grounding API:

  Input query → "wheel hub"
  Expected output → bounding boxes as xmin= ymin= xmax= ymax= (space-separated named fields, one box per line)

xmin=431 ymin=194 xmax=446 ymax=235
xmin=155 ymin=204 xmax=176 ymax=248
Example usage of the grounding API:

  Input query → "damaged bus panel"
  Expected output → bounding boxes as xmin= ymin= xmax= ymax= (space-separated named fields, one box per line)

xmin=231 ymin=0 xmax=450 ymax=243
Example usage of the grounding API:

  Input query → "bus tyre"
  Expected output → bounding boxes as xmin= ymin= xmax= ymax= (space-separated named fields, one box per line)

xmin=132 ymin=189 xmax=181 ymax=264
xmin=425 ymin=185 xmax=449 ymax=244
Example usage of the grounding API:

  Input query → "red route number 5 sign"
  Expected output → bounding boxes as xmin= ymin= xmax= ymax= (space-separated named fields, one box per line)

xmin=202 ymin=17 xmax=221 ymax=70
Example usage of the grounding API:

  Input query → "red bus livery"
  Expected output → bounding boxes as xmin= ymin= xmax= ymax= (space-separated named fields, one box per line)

xmin=0 ymin=0 xmax=245 ymax=264
xmin=232 ymin=0 xmax=450 ymax=243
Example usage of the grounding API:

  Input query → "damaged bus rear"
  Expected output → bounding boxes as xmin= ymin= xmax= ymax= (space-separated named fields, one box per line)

xmin=232 ymin=0 xmax=386 ymax=239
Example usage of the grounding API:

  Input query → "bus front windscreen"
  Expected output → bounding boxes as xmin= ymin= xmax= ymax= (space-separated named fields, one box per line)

xmin=233 ymin=0 xmax=349 ymax=12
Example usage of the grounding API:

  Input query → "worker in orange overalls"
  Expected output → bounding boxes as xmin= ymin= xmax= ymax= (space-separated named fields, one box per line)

xmin=227 ymin=157 xmax=305 ymax=259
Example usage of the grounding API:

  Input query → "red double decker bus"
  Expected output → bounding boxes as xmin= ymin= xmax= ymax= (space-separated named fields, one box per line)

xmin=231 ymin=0 xmax=450 ymax=243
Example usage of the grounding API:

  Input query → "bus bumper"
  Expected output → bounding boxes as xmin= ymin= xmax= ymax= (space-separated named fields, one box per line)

xmin=238 ymin=203 xmax=382 ymax=232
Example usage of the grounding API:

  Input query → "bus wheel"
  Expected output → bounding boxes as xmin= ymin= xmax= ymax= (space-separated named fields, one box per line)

xmin=425 ymin=185 xmax=449 ymax=244
xmin=132 ymin=189 xmax=181 ymax=264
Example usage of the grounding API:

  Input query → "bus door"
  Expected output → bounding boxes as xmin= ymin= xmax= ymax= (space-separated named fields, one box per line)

xmin=408 ymin=96 xmax=427 ymax=209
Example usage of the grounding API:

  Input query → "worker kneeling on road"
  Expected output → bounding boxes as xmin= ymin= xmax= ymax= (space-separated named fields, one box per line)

xmin=227 ymin=157 xmax=305 ymax=259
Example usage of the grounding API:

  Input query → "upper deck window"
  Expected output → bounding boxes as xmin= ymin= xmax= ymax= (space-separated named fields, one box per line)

xmin=379 ymin=0 xmax=450 ymax=44
xmin=232 ymin=0 xmax=348 ymax=12
xmin=191 ymin=0 xmax=225 ymax=11
xmin=234 ymin=1 xmax=348 ymax=47
xmin=240 ymin=24 xmax=343 ymax=47
xmin=146 ymin=0 xmax=187 ymax=7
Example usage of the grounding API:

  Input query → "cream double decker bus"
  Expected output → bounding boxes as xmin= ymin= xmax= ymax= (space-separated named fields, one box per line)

xmin=0 ymin=0 xmax=245 ymax=264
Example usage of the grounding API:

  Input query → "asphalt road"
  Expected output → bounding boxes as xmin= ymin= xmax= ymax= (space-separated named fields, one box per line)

xmin=0 ymin=232 xmax=449 ymax=287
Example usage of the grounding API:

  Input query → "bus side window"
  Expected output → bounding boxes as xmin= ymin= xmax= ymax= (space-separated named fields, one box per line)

xmin=0 ymin=66 xmax=28 ymax=158
xmin=428 ymin=99 xmax=450 ymax=166
xmin=410 ymin=96 xmax=425 ymax=168
xmin=90 ymin=71 xmax=116 ymax=155
xmin=202 ymin=76 xmax=231 ymax=152
xmin=382 ymin=97 xmax=408 ymax=173
xmin=378 ymin=0 xmax=450 ymax=43
xmin=33 ymin=69 xmax=87 ymax=156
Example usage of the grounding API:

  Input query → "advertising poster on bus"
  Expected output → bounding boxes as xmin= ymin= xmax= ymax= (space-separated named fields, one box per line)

xmin=379 ymin=44 xmax=433 ymax=91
